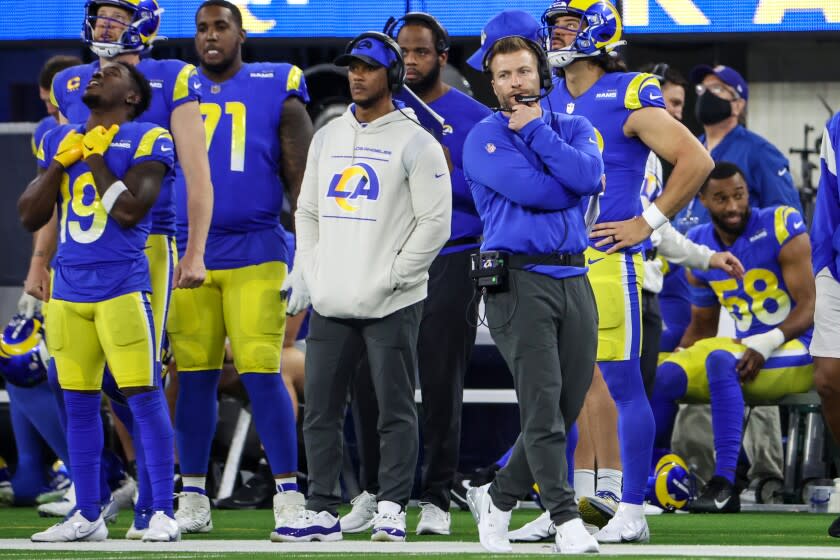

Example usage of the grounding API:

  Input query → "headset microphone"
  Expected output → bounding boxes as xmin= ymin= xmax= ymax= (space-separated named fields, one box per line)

xmin=514 ymin=91 xmax=550 ymax=104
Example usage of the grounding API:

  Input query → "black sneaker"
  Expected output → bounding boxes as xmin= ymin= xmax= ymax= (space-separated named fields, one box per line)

xmin=689 ymin=475 xmax=741 ymax=513
xmin=829 ymin=515 xmax=840 ymax=538
xmin=215 ymin=462 xmax=273 ymax=510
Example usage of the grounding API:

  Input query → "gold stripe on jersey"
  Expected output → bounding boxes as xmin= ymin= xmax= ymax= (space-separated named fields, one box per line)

xmin=624 ymin=73 xmax=661 ymax=110
xmin=774 ymin=206 xmax=796 ymax=245
xmin=173 ymin=64 xmax=197 ymax=102
xmin=133 ymin=127 xmax=172 ymax=160
xmin=286 ymin=65 xmax=303 ymax=92
xmin=36 ymin=137 xmax=45 ymax=163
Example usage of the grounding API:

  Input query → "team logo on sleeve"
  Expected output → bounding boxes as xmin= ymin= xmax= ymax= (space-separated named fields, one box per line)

xmin=326 ymin=163 xmax=380 ymax=212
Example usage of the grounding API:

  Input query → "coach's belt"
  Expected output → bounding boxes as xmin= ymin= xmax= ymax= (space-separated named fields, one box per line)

xmin=509 ymin=253 xmax=585 ymax=268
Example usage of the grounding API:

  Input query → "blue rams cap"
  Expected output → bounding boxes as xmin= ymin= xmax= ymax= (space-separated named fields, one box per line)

xmin=467 ymin=9 xmax=541 ymax=71
xmin=690 ymin=64 xmax=749 ymax=100
xmin=335 ymin=35 xmax=398 ymax=69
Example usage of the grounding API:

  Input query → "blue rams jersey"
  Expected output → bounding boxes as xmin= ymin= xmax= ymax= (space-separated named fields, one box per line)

xmin=50 ymin=58 xmax=201 ymax=235
xmin=175 ymin=62 xmax=308 ymax=269
xmin=32 ymin=116 xmax=58 ymax=156
xmin=675 ymin=126 xmax=802 ymax=230
xmin=688 ymin=206 xmax=811 ymax=344
xmin=813 ymin=113 xmax=840 ymax=280
xmin=543 ymin=72 xmax=665 ymax=252
xmin=36 ymin=123 xmax=175 ymax=303
xmin=428 ymin=88 xmax=492 ymax=254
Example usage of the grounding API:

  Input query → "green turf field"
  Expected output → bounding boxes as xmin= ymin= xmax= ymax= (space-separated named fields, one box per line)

xmin=0 ymin=507 xmax=836 ymax=559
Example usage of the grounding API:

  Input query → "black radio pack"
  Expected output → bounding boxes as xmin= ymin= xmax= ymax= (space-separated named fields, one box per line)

xmin=470 ymin=250 xmax=510 ymax=293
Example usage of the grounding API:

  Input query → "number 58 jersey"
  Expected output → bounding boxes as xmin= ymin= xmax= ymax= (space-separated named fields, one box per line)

xmin=687 ymin=205 xmax=812 ymax=345
xmin=37 ymin=123 xmax=175 ymax=302
xmin=174 ymin=62 xmax=309 ymax=270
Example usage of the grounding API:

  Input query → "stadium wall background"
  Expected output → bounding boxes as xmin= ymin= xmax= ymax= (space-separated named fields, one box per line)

xmin=0 ymin=32 xmax=837 ymax=318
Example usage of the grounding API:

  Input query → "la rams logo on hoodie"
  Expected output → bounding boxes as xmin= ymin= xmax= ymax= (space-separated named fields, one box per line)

xmin=327 ymin=163 xmax=380 ymax=211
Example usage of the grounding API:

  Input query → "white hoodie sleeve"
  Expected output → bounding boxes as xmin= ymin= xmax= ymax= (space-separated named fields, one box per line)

xmin=294 ymin=129 xmax=325 ymax=279
xmin=391 ymin=135 xmax=452 ymax=288
xmin=655 ymin=221 xmax=714 ymax=270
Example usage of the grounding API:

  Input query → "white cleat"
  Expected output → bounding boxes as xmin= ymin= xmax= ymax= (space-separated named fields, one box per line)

xmin=271 ymin=491 xmax=306 ymax=540
xmin=31 ymin=510 xmax=108 ymax=542
xmin=142 ymin=511 xmax=181 ymax=542
xmin=467 ymin=484 xmax=512 ymax=553
xmin=175 ymin=492 xmax=213 ymax=533
xmin=508 ymin=510 xmax=555 ymax=542
xmin=125 ymin=509 xmax=152 ymax=540
xmin=595 ymin=503 xmax=650 ymax=543
xmin=339 ymin=491 xmax=377 ymax=534
xmin=272 ymin=509 xmax=343 ymax=542
xmin=554 ymin=517 xmax=600 ymax=553
xmin=38 ymin=483 xmax=75 ymax=518
xmin=111 ymin=476 xmax=137 ymax=511
xmin=371 ymin=510 xmax=407 ymax=542
xmin=416 ymin=502 xmax=451 ymax=535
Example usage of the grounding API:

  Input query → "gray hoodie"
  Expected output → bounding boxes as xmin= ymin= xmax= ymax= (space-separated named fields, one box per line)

xmin=295 ymin=105 xmax=452 ymax=319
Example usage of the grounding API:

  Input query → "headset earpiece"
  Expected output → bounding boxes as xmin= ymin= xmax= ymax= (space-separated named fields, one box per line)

xmin=383 ymin=12 xmax=450 ymax=54
xmin=482 ymin=36 xmax=553 ymax=93
xmin=345 ymin=31 xmax=406 ymax=91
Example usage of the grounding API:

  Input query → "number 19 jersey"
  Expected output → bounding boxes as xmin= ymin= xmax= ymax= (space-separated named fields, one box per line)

xmin=36 ymin=123 xmax=175 ymax=302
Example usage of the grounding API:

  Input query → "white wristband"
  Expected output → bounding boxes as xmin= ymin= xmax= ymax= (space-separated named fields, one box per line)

xmin=741 ymin=328 xmax=785 ymax=360
xmin=642 ymin=202 xmax=668 ymax=230
xmin=101 ymin=180 xmax=128 ymax=214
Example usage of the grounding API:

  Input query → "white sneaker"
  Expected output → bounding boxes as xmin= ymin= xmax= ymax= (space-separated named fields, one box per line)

xmin=31 ymin=510 xmax=108 ymax=542
xmin=111 ymin=476 xmax=137 ymax=510
xmin=555 ymin=518 xmax=600 ymax=553
xmin=0 ymin=483 xmax=13 ymax=507
xmin=125 ymin=509 xmax=152 ymax=540
xmin=595 ymin=503 xmax=650 ymax=543
xmin=273 ymin=509 xmax=342 ymax=542
xmin=175 ymin=491 xmax=213 ymax=533
xmin=142 ymin=511 xmax=181 ymax=542
xmin=339 ymin=491 xmax=377 ymax=534
xmin=578 ymin=490 xmax=620 ymax=529
xmin=101 ymin=497 xmax=120 ymax=525
xmin=372 ymin=510 xmax=407 ymax=542
xmin=271 ymin=491 xmax=306 ymax=540
xmin=508 ymin=510 xmax=555 ymax=542
xmin=467 ymin=484 xmax=512 ymax=553
xmin=416 ymin=502 xmax=451 ymax=535
xmin=38 ymin=483 xmax=76 ymax=518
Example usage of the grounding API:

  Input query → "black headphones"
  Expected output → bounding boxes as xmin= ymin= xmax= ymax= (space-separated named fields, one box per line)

xmin=482 ymin=36 xmax=553 ymax=93
xmin=651 ymin=62 xmax=670 ymax=83
xmin=344 ymin=31 xmax=406 ymax=92
xmin=383 ymin=12 xmax=450 ymax=54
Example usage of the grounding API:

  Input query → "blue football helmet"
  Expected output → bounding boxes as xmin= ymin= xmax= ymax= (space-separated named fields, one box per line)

xmin=540 ymin=0 xmax=626 ymax=69
xmin=0 ymin=313 xmax=50 ymax=388
xmin=646 ymin=453 xmax=696 ymax=511
xmin=82 ymin=0 xmax=164 ymax=58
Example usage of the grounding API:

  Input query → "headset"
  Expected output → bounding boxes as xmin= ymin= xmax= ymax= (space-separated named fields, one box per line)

xmin=651 ymin=62 xmax=670 ymax=84
xmin=383 ymin=12 xmax=450 ymax=54
xmin=482 ymin=36 xmax=554 ymax=95
xmin=344 ymin=31 xmax=406 ymax=92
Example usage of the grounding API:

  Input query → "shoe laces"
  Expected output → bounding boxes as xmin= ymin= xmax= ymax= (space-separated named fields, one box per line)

xmin=350 ymin=492 xmax=377 ymax=513
xmin=419 ymin=502 xmax=448 ymax=523
xmin=373 ymin=510 xmax=404 ymax=526
xmin=176 ymin=492 xmax=207 ymax=515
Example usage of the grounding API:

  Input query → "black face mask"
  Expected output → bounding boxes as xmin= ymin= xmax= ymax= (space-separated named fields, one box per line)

xmin=695 ymin=90 xmax=732 ymax=125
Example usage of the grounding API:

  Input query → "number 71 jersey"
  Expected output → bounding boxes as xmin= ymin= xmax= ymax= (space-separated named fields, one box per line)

xmin=174 ymin=62 xmax=309 ymax=266
xmin=688 ymin=205 xmax=812 ymax=345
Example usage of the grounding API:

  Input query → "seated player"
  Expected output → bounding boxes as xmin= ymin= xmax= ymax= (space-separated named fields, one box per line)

xmin=19 ymin=61 xmax=177 ymax=542
xmin=650 ymin=162 xmax=815 ymax=513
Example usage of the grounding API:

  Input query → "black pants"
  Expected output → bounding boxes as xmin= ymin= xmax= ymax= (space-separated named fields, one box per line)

xmin=304 ymin=303 xmax=423 ymax=513
xmin=351 ymin=249 xmax=478 ymax=510
xmin=640 ymin=289 xmax=662 ymax=397
xmin=486 ymin=270 xmax=598 ymax=526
